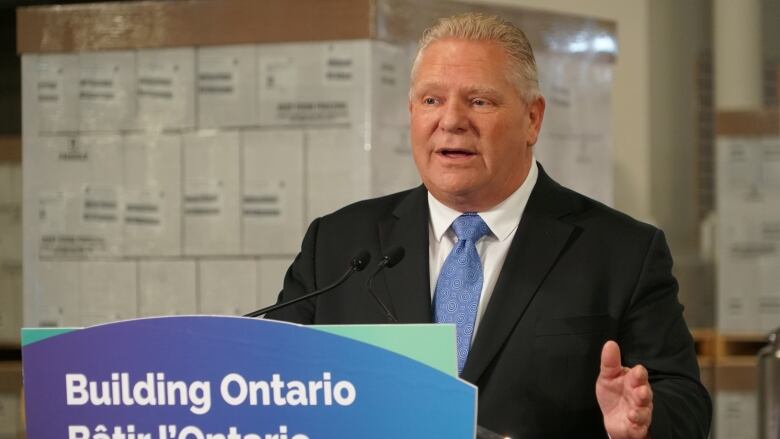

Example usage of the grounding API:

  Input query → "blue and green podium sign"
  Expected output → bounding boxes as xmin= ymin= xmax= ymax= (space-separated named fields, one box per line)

xmin=22 ymin=316 xmax=476 ymax=438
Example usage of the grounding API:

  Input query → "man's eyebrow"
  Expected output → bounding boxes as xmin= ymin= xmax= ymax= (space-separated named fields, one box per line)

xmin=411 ymin=82 xmax=501 ymax=96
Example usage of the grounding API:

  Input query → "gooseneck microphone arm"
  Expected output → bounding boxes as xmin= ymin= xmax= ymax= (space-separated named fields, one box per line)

xmin=366 ymin=246 xmax=404 ymax=323
xmin=244 ymin=250 xmax=371 ymax=318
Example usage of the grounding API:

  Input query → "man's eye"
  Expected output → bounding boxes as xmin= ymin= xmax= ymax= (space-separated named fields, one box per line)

xmin=472 ymin=98 xmax=487 ymax=106
xmin=423 ymin=97 xmax=437 ymax=105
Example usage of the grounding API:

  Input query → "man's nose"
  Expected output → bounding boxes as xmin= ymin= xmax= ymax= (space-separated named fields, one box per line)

xmin=438 ymin=100 xmax=469 ymax=133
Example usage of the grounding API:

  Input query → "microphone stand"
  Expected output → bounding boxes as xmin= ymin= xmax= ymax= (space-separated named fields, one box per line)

xmin=244 ymin=250 xmax=370 ymax=318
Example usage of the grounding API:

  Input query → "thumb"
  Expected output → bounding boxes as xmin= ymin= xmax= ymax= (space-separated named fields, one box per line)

xmin=600 ymin=340 xmax=623 ymax=379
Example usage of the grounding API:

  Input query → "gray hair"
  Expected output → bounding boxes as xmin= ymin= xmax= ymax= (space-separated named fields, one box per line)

xmin=411 ymin=13 xmax=541 ymax=102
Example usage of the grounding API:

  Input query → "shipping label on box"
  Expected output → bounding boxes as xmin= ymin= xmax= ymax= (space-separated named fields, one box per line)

xmin=257 ymin=41 xmax=368 ymax=127
xmin=241 ymin=130 xmax=304 ymax=255
xmin=717 ymin=211 xmax=780 ymax=333
xmin=123 ymin=133 xmax=182 ymax=256
xmin=78 ymin=135 xmax=124 ymax=257
xmin=33 ymin=134 xmax=124 ymax=257
xmin=197 ymin=45 xmax=257 ymax=128
xmin=198 ymin=259 xmax=257 ymax=315
xmin=81 ymin=184 xmax=122 ymax=256
xmin=78 ymin=51 xmax=137 ymax=132
xmin=183 ymin=131 xmax=240 ymax=255
xmin=717 ymin=137 xmax=780 ymax=212
xmin=31 ymin=53 xmax=80 ymax=133
xmin=136 ymin=47 xmax=196 ymax=130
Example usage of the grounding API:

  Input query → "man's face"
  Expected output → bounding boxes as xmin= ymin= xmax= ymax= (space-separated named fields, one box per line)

xmin=409 ymin=38 xmax=545 ymax=211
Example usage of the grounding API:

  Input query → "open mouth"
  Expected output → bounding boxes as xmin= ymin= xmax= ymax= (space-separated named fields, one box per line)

xmin=438 ymin=148 xmax=476 ymax=159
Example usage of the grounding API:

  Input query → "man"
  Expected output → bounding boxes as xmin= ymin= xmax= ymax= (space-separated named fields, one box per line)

xmin=267 ymin=13 xmax=711 ymax=439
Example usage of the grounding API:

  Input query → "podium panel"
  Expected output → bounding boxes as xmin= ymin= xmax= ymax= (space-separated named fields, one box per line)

xmin=23 ymin=316 xmax=476 ymax=438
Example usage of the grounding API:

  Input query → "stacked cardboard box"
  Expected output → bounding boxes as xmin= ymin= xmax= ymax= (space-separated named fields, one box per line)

xmin=715 ymin=110 xmax=780 ymax=334
xmin=18 ymin=0 xmax=616 ymax=328
xmin=714 ymin=109 xmax=779 ymax=439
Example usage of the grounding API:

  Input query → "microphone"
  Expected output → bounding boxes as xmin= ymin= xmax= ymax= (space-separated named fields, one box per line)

xmin=366 ymin=246 xmax=405 ymax=323
xmin=244 ymin=250 xmax=371 ymax=318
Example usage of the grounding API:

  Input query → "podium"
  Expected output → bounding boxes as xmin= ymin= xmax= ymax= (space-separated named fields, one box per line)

xmin=22 ymin=316 xmax=477 ymax=438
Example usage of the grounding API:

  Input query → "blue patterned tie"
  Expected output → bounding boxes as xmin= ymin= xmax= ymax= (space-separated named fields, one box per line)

xmin=434 ymin=213 xmax=490 ymax=374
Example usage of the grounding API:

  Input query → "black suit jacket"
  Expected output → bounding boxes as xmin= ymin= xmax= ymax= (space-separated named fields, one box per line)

xmin=267 ymin=167 xmax=711 ymax=439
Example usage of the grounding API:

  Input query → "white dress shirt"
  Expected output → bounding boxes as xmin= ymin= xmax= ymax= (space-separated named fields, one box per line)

xmin=427 ymin=159 xmax=538 ymax=340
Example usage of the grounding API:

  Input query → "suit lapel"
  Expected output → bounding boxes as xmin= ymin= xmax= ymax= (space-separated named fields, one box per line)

xmin=461 ymin=168 xmax=580 ymax=382
xmin=376 ymin=186 xmax=433 ymax=323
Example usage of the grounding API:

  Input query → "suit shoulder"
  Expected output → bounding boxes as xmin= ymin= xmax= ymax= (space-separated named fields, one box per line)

xmin=318 ymin=187 xmax=419 ymax=224
xmin=560 ymin=185 xmax=660 ymax=239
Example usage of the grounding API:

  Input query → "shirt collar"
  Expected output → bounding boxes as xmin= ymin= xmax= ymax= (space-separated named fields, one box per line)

xmin=428 ymin=158 xmax=539 ymax=242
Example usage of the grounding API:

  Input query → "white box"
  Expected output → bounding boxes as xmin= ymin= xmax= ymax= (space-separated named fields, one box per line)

xmin=78 ymin=51 xmax=137 ymax=132
xmin=715 ymin=391 xmax=758 ymax=439
xmin=241 ymin=129 xmax=304 ymax=255
xmin=32 ymin=53 xmax=80 ymax=133
xmin=136 ymin=48 xmax=196 ymax=129
xmin=79 ymin=261 xmax=137 ymax=326
xmin=197 ymin=45 xmax=257 ymax=128
xmin=33 ymin=135 xmax=124 ymax=257
xmin=123 ymin=133 xmax=182 ymax=256
xmin=198 ymin=259 xmax=257 ymax=315
xmin=35 ymin=135 xmax=88 ymax=189
xmin=716 ymin=212 xmax=780 ymax=333
xmin=257 ymin=257 xmax=293 ymax=309
xmin=716 ymin=137 xmax=780 ymax=211
xmin=305 ymin=127 xmax=370 ymax=222
xmin=138 ymin=260 xmax=196 ymax=317
xmin=33 ymin=261 xmax=80 ymax=327
xmin=716 ymin=137 xmax=780 ymax=333
xmin=370 ymin=125 xmax=418 ymax=196
xmin=256 ymin=41 xmax=367 ymax=127
xmin=78 ymin=135 xmax=124 ymax=257
xmin=367 ymin=42 xmax=416 ymax=196
xmin=183 ymin=131 xmax=241 ymax=255
xmin=534 ymin=52 xmax=614 ymax=206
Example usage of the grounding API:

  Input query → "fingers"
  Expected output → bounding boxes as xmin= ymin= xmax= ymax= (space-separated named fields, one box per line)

xmin=627 ymin=364 xmax=649 ymax=388
xmin=622 ymin=365 xmax=653 ymax=410
xmin=627 ymin=405 xmax=653 ymax=426
xmin=597 ymin=341 xmax=654 ymax=439
xmin=599 ymin=340 xmax=623 ymax=379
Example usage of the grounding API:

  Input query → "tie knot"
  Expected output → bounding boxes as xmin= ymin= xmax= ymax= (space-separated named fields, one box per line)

xmin=451 ymin=213 xmax=490 ymax=243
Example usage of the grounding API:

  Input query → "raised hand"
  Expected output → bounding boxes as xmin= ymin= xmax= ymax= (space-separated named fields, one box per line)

xmin=596 ymin=340 xmax=653 ymax=439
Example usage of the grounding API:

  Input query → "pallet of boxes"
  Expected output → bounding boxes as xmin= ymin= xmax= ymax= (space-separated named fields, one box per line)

xmin=15 ymin=0 xmax=616 ymax=434
xmin=714 ymin=108 xmax=780 ymax=439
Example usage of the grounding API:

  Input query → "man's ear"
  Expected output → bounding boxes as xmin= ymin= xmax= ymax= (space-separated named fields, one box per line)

xmin=526 ymin=95 xmax=545 ymax=147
